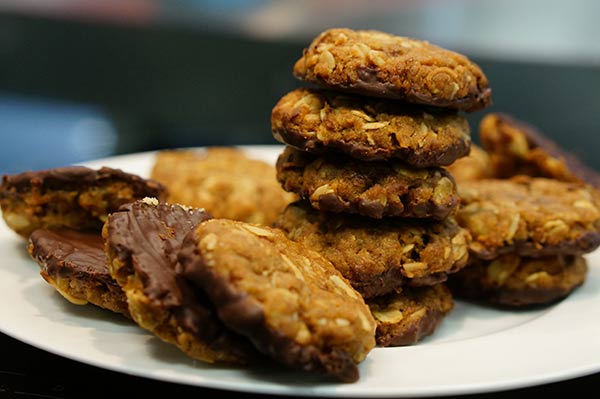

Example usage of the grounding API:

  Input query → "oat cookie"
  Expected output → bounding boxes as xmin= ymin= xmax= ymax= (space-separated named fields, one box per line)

xmin=272 ymin=88 xmax=471 ymax=166
xmin=178 ymin=219 xmax=376 ymax=382
xmin=444 ymin=144 xmax=493 ymax=183
xmin=479 ymin=113 xmax=600 ymax=188
xmin=104 ymin=199 xmax=256 ymax=364
xmin=274 ymin=201 xmax=470 ymax=298
xmin=293 ymin=28 xmax=491 ymax=111
xmin=456 ymin=176 xmax=600 ymax=259
xmin=448 ymin=254 xmax=587 ymax=306
xmin=0 ymin=166 xmax=166 ymax=237
xmin=276 ymin=145 xmax=458 ymax=219
xmin=368 ymin=284 xmax=453 ymax=347
xmin=150 ymin=148 xmax=297 ymax=226
xmin=28 ymin=228 xmax=128 ymax=316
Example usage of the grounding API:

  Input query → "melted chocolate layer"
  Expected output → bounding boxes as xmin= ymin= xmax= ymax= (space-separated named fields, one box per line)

xmin=106 ymin=201 xmax=255 ymax=360
xmin=1 ymin=166 xmax=165 ymax=196
xmin=29 ymin=228 xmax=111 ymax=282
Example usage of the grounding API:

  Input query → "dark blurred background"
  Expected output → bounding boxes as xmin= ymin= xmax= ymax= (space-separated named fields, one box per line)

xmin=1 ymin=0 xmax=599 ymax=174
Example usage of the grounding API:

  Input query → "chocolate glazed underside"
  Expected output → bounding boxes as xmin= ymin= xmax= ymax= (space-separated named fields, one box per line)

xmin=316 ymin=66 xmax=491 ymax=112
xmin=273 ymin=129 xmax=470 ymax=167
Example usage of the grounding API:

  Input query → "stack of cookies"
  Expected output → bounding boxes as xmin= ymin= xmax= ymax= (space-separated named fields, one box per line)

xmin=271 ymin=28 xmax=492 ymax=346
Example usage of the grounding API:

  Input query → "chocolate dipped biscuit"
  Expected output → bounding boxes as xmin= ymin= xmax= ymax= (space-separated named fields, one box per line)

xmin=293 ymin=28 xmax=491 ymax=111
xmin=271 ymin=88 xmax=471 ymax=166
xmin=179 ymin=219 xmax=376 ymax=382
xmin=0 ymin=166 xmax=166 ymax=237
xmin=28 ymin=228 xmax=128 ymax=316
xmin=104 ymin=198 xmax=257 ymax=364
xmin=276 ymin=146 xmax=459 ymax=220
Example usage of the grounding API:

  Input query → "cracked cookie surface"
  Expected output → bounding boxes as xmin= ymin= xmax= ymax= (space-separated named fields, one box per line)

xmin=293 ymin=28 xmax=491 ymax=111
xmin=272 ymin=88 xmax=471 ymax=166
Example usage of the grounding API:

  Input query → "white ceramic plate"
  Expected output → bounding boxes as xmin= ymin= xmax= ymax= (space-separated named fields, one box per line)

xmin=1 ymin=145 xmax=600 ymax=397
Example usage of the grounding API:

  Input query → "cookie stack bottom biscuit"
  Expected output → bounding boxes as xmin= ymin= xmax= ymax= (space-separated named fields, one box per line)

xmin=271 ymin=28 xmax=493 ymax=346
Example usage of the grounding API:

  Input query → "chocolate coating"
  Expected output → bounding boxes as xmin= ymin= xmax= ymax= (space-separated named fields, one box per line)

xmin=1 ymin=166 xmax=165 ymax=195
xmin=28 ymin=228 xmax=129 ymax=315
xmin=29 ymin=228 xmax=109 ymax=281
xmin=106 ymin=200 xmax=255 ymax=362
xmin=107 ymin=201 xmax=210 ymax=308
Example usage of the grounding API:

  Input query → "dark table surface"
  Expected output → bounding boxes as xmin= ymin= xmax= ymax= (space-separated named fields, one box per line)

xmin=1 ymin=330 xmax=599 ymax=398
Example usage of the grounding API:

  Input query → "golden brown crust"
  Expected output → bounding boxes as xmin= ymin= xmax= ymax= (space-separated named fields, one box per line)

xmin=368 ymin=284 xmax=453 ymax=347
xmin=276 ymin=146 xmax=459 ymax=220
xmin=274 ymin=201 xmax=471 ymax=298
xmin=39 ymin=272 xmax=129 ymax=316
xmin=271 ymin=88 xmax=471 ymax=166
xmin=178 ymin=219 xmax=376 ymax=382
xmin=479 ymin=113 xmax=600 ymax=189
xmin=293 ymin=28 xmax=491 ymax=111
xmin=444 ymin=144 xmax=494 ymax=184
xmin=456 ymin=177 xmax=600 ymax=259
xmin=150 ymin=148 xmax=297 ymax=226
xmin=448 ymin=254 xmax=587 ymax=306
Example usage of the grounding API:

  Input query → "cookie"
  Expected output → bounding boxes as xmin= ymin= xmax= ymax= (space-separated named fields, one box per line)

xmin=448 ymin=253 xmax=587 ymax=306
xmin=0 ymin=166 xmax=166 ymax=238
xmin=274 ymin=201 xmax=470 ymax=298
xmin=104 ymin=198 xmax=256 ymax=364
xmin=178 ymin=219 xmax=376 ymax=382
xmin=444 ymin=144 xmax=493 ymax=183
xmin=271 ymin=88 xmax=471 ymax=166
xmin=368 ymin=284 xmax=453 ymax=347
xmin=293 ymin=28 xmax=491 ymax=111
xmin=479 ymin=113 xmax=600 ymax=188
xmin=276 ymin=145 xmax=459 ymax=219
xmin=150 ymin=148 xmax=297 ymax=226
xmin=28 ymin=228 xmax=128 ymax=316
xmin=456 ymin=176 xmax=600 ymax=259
